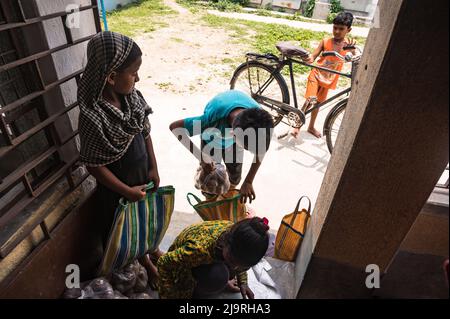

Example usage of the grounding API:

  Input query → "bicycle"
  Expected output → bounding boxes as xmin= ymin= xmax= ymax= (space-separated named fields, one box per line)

xmin=230 ymin=41 xmax=362 ymax=153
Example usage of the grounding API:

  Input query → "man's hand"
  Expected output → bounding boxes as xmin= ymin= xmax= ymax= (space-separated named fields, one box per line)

xmin=240 ymin=284 xmax=255 ymax=299
xmin=125 ymin=185 xmax=147 ymax=202
xmin=240 ymin=181 xmax=256 ymax=204
xmin=148 ymin=168 xmax=160 ymax=192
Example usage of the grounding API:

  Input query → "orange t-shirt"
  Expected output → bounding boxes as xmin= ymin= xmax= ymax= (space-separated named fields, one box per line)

xmin=309 ymin=38 xmax=348 ymax=90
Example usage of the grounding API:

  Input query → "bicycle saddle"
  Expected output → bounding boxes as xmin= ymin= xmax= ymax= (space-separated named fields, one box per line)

xmin=276 ymin=42 xmax=309 ymax=58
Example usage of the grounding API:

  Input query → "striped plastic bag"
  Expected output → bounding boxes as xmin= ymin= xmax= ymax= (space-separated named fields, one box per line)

xmin=98 ymin=183 xmax=174 ymax=276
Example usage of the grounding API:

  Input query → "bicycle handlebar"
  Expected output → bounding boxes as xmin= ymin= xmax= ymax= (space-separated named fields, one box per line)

xmin=322 ymin=51 xmax=350 ymax=61
xmin=322 ymin=51 xmax=361 ymax=62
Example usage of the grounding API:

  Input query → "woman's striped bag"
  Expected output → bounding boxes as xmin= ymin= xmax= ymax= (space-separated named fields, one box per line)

xmin=98 ymin=183 xmax=175 ymax=276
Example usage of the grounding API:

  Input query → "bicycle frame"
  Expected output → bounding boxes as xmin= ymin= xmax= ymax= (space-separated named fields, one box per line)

xmin=250 ymin=55 xmax=353 ymax=116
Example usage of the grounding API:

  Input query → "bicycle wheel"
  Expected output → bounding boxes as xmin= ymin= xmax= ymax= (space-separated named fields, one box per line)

xmin=230 ymin=61 xmax=290 ymax=127
xmin=323 ymin=99 xmax=347 ymax=154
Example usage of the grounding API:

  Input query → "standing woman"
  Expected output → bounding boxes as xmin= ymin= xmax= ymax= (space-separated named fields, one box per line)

xmin=78 ymin=31 xmax=161 ymax=286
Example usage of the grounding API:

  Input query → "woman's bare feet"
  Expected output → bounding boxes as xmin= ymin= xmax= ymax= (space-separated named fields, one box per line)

xmin=139 ymin=254 xmax=160 ymax=290
xmin=225 ymin=278 xmax=241 ymax=293
xmin=146 ymin=263 xmax=159 ymax=291
xmin=307 ymin=127 xmax=322 ymax=138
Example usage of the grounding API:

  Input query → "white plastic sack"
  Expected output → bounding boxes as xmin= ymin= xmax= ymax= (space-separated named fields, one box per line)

xmin=245 ymin=257 xmax=296 ymax=299
xmin=264 ymin=257 xmax=296 ymax=299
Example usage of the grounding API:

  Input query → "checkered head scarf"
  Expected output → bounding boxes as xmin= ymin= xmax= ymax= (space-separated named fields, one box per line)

xmin=78 ymin=31 xmax=151 ymax=167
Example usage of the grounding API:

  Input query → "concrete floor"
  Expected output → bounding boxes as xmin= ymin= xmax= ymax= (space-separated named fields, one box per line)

xmin=142 ymin=91 xmax=335 ymax=232
xmin=133 ymin=0 xmax=342 ymax=232
xmin=159 ymin=211 xmax=292 ymax=299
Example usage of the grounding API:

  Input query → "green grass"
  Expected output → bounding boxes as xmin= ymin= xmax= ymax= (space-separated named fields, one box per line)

xmin=202 ymin=13 xmax=366 ymax=90
xmin=202 ymin=14 xmax=327 ymax=75
xmin=176 ymin=0 xmax=202 ymax=13
xmin=156 ymin=82 xmax=173 ymax=90
xmin=338 ymin=76 xmax=351 ymax=88
xmin=177 ymin=0 xmax=242 ymax=12
xmin=105 ymin=0 xmax=365 ymax=88
xmin=221 ymin=57 xmax=234 ymax=64
xmin=106 ymin=0 xmax=176 ymax=37
xmin=202 ymin=14 xmax=366 ymax=76
xmin=171 ymin=37 xmax=184 ymax=43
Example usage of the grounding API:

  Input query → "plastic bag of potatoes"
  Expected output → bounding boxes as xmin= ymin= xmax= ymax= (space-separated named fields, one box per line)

xmin=63 ymin=260 xmax=153 ymax=299
xmin=194 ymin=163 xmax=230 ymax=196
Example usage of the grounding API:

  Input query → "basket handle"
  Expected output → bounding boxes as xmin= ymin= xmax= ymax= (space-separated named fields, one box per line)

xmin=187 ymin=193 xmax=202 ymax=208
xmin=144 ymin=181 xmax=155 ymax=192
xmin=118 ymin=182 xmax=155 ymax=206
xmin=289 ymin=196 xmax=311 ymax=226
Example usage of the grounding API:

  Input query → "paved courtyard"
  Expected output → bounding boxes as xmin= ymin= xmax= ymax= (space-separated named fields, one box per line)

xmin=132 ymin=0 xmax=350 ymax=231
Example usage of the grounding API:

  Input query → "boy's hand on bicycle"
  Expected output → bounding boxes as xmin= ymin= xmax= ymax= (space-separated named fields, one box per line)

xmin=344 ymin=37 xmax=357 ymax=48
xmin=240 ymin=181 xmax=256 ymax=204
xmin=303 ymin=54 xmax=314 ymax=64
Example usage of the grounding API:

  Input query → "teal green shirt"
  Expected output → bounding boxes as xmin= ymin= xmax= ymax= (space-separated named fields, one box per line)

xmin=184 ymin=90 xmax=260 ymax=149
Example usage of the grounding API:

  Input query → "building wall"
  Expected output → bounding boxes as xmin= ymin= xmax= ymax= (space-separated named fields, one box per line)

xmin=0 ymin=178 xmax=101 ymax=298
xmin=272 ymin=0 xmax=302 ymax=10
xmin=0 ymin=0 xmax=98 ymax=287
xmin=36 ymin=0 xmax=97 ymax=142
xmin=340 ymin=0 xmax=378 ymax=19
xmin=311 ymin=0 xmax=379 ymax=21
xmin=374 ymin=199 xmax=449 ymax=298
xmin=249 ymin=0 xmax=378 ymax=20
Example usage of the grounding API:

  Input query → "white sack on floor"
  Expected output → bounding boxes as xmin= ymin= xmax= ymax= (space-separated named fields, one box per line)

xmin=245 ymin=257 xmax=296 ymax=299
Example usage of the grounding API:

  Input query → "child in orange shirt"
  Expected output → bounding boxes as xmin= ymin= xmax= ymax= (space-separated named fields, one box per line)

xmin=292 ymin=12 xmax=356 ymax=138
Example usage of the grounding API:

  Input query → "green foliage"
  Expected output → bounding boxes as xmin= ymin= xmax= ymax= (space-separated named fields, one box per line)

xmin=303 ymin=0 xmax=316 ymax=18
xmin=178 ymin=0 xmax=245 ymax=12
xmin=255 ymin=9 xmax=272 ymax=17
xmin=212 ymin=0 xmax=242 ymax=12
xmin=330 ymin=0 xmax=344 ymax=13
xmin=234 ymin=0 xmax=249 ymax=5
xmin=210 ymin=0 xmax=249 ymax=5
xmin=326 ymin=12 xmax=338 ymax=24
xmin=327 ymin=0 xmax=344 ymax=24
xmin=203 ymin=14 xmax=328 ymax=75
xmin=264 ymin=3 xmax=273 ymax=10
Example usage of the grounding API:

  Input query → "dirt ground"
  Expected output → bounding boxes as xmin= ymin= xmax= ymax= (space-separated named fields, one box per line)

xmin=135 ymin=0 xmax=252 ymax=97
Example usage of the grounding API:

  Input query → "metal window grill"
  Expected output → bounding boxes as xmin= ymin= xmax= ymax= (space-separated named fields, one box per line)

xmin=0 ymin=0 xmax=101 ymax=258
xmin=0 ymin=5 xmax=6 ymax=24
